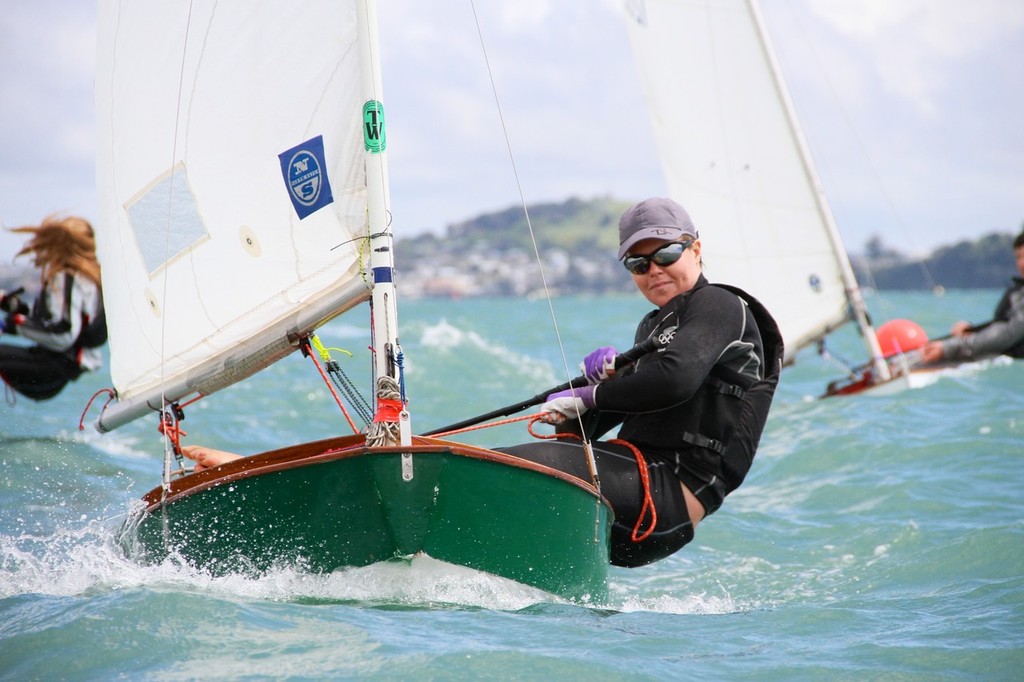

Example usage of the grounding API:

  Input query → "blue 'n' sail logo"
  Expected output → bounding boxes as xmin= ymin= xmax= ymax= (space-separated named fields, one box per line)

xmin=279 ymin=135 xmax=334 ymax=219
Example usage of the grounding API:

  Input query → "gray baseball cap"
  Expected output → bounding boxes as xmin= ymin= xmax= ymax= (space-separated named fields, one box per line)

xmin=617 ymin=197 xmax=699 ymax=258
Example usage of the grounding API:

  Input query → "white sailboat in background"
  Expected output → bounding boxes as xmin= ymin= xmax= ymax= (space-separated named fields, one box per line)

xmin=621 ymin=0 xmax=921 ymax=395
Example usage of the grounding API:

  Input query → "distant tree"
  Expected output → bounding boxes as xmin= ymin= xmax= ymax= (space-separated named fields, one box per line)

xmin=864 ymin=235 xmax=903 ymax=262
xmin=925 ymin=233 xmax=1014 ymax=289
xmin=866 ymin=232 xmax=1015 ymax=290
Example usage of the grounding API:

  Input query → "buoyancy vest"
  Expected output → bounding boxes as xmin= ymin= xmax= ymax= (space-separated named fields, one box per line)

xmin=64 ymin=273 xmax=107 ymax=349
xmin=685 ymin=285 xmax=782 ymax=501
xmin=29 ymin=273 xmax=107 ymax=354
xmin=621 ymin=283 xmax=785 ymax=514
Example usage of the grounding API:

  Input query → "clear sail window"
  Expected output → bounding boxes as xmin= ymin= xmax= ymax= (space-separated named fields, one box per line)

xmin=127 ymin=165 xmax=209 ymax=275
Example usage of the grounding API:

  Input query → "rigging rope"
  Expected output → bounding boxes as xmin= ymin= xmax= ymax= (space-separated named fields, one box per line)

xmin=468 ymin=0 xmax=596 ymax=464
xmin=302 ymin=336 xmax=366 ymax=434
xmin=157 ymin=403 xmax=187 ymax=472
xmin=609 ymin=438 xmax=657 ymax=542
xmin=155 ymin=1 xmax=197 ymax=491
xmin=78 ymin=388 xmax=116 ymax=431
xmin=777 ymin=0 xmax=940 ymax=293
xmin=428 ymin=412 xmax=543 ymax=439
xmin=310 ymin=335 xmax=373 ymax=426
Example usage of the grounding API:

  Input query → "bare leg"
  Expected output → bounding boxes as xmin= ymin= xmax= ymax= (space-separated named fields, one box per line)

xmin=681 ymin=483 xmax=705 ymax=529
xmin=180 ymin=445 xmax=243 ymax=471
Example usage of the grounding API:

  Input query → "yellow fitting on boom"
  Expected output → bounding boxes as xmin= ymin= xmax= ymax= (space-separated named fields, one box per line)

xmin=310 ymin=334 xmax=353 ymax=363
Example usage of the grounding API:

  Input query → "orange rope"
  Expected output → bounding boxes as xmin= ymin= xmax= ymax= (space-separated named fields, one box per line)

xmin=177 ymin=394 xmax=204 ymax=410
xmin=157 ymin=409 xmax=188 ymax=456
xmin=430 ymin=412 xmax=542 ymax=439
xmin=526 ymin=414 xmax=572 ymax=440
xmin=78 ymin=388 xmax=115 ymax=430
xmin=610 ymin=438 xmax=657 ymax=542
xmin=302 ymin=338 xmax=359 ymax=434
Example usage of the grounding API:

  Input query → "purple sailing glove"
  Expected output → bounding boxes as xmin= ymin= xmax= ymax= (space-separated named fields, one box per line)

xmin=540 ymin=385 xmax=596 ymax=424
xmin=581 ymin=346 xmax=618 ymax=384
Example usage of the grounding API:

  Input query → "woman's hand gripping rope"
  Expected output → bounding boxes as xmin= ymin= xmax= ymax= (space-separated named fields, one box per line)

xmin=539 ymin=385 xmax=596 ymax=425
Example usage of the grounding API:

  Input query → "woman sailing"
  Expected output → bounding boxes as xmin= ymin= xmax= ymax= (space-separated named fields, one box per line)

xmin=0 ymin=215 xmax=106 ymax=401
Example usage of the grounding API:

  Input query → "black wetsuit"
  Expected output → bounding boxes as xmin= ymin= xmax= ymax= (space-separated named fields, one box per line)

xmin=939 ymin=276 xmax=1024 ymax=360
xmin=500 ymin=275 xmax=783 ymax=567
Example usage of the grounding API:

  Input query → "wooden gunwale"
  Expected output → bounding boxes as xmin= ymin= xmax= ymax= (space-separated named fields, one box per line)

xmin=141 ymin=434 xmax=609 ymax=511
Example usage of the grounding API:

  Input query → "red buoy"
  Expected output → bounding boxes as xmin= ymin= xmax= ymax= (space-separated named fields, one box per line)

xmin=875 ymin=319 xmax=928 ymax=357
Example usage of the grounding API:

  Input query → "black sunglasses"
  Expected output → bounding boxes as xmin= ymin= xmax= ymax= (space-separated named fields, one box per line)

xmin=622 ymin=240 xmax=694 ymax=275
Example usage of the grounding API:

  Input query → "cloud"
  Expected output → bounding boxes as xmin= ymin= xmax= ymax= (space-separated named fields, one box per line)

xmin=0 ymin=0 xmax=1020 ymax=263
xmin=805 ymin=0 xmax=1024 ymax=116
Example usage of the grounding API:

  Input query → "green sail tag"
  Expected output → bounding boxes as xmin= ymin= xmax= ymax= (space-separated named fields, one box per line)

xmin=363 ymin=101 xmax=386 ymax=153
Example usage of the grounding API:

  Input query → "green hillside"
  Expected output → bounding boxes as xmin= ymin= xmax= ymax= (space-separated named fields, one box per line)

xmin=398 ymin=196 xmax=631 ymax=254
xmin=397 ymin=196 xmax=1021 ymax=293
xmin=443 ymin=196 xmax=631 ymax=251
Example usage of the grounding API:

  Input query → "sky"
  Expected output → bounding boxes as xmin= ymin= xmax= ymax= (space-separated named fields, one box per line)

xmin=1 ymin=0 xmax=1022 ymax=263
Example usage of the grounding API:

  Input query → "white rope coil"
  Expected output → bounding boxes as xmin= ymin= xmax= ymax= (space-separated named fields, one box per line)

xmin=365 ymin=374 xmax=402 ymax=447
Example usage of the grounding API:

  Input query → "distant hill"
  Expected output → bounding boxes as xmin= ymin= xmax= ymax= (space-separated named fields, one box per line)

xmin=3 ymin=198 xmax=1017 ymax=301
xmin=442 ymin=196 xmax=628 ymax=253
xmin=394 ymin=196 xmax=636 ymax=297
xmin=396 ymin=196 xmax=1021 ymax=297
xmin=852 ymin=232 xmax=1019 ymax=290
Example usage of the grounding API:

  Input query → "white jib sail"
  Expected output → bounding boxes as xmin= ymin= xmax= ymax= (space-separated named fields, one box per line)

xmin=95 ymin=1 xmax=378 ymax=430
xmin=622 ymin=0 xmax=885 ymax=368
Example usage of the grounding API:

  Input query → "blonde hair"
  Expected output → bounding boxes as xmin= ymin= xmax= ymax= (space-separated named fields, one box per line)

xmin=10 ymin=215 xmax=101 ymax=287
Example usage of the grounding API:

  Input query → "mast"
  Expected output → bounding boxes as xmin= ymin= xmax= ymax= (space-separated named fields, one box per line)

xmin=746 ymin=0 xmax=891 ymax=382
xmin=358 ymin=0 xmax=411 ymax=444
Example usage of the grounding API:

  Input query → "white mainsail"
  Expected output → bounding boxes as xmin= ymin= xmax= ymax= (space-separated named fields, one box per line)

xmin=95 ymin=1 xmax=391 ymax=430
xmin=622 ymin=0 xmax=887 ymax=374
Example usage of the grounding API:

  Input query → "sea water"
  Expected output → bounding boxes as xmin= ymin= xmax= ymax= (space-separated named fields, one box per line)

xmin=1 ymin=290 xmax=1022 ymax=680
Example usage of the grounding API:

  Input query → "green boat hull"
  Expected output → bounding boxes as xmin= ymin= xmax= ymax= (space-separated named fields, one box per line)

xmin=121 ymin=435 xmax=611 ymax=602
